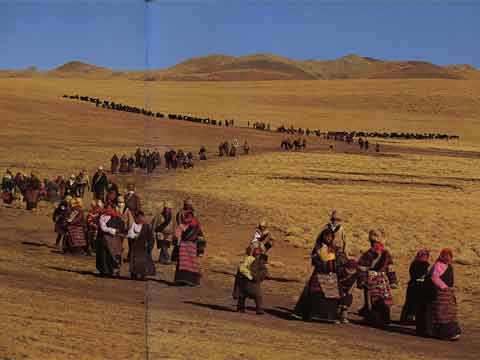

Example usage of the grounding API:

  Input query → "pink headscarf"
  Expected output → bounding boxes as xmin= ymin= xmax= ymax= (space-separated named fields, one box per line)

xmin=438 ymin=248 xmax=453 ymax=264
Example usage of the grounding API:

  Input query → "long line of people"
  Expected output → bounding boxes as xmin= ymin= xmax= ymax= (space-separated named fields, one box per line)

xmin=1 ymin=165 xmax=461 ymax=342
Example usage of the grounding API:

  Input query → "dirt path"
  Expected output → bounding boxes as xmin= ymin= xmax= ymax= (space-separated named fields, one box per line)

xmin=145 ymin=266 xmax=480 ymax=360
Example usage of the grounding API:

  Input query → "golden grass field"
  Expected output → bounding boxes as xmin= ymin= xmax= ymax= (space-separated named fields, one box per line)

xmin=2 ymin=77 xmax=480 ymax=143
xmin=0 ymin=77 xmax=480 ymax=359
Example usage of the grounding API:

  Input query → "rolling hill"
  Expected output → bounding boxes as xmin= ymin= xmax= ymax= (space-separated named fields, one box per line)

xmin=1 ymin=54 xmax=479 ymax=80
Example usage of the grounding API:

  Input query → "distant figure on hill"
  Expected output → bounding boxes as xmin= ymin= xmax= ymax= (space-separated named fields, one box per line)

xmin=76 ymin=170 xmax=89 ymax=198
xmin=91 ymin=167 xmax=108 ymax=202
xmin=199 ymin=146 xmax=207 ymax=160
xmin=119 ymin=155 xmax=128 ymax=173
xmin=358 ymin=138 xmax=364 ymax=150
xmin=24 ymin=172 xmax=42 ymax=210
xmin=243 ymin=141 xmax=250 ymax=155
xmin=111 ymin=154 xmax=119 ymax=174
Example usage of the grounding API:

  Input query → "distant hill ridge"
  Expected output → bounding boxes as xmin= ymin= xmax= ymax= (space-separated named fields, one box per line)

xmin=2 ymin=54 xmax=479 ymax=80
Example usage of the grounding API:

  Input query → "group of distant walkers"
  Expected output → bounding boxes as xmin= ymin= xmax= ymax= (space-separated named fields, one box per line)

xmin=218 ymin=139 xmax=250 ymax=157
xmin=63 ymin=94 xmax=236 ymax=128
xmin=280 ymin=137 xmax=307 ymax=151
xmin=63 ymin=94 xmax=460 ymax=143
xmin=110 ymin=148 xmax=162 ymax=176
xmin=1 ymin=169 xmax=90 ymax=210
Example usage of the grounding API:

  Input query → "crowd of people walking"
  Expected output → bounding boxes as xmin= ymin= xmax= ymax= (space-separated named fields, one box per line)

xmin=0 ymin=144 xmax=462 ymax=342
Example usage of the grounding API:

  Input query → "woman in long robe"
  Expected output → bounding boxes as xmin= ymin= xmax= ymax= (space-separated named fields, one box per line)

xmin=400 ymin=249 xmax=430 ymax=324
xmin=53 ymin=198 xmax=71 ymax=248
xmin=96 ymin=207 xmax=125 ymax=277
xmin=423 ymin=249 xmax=461 ymax=340
xmin=65 ymin=198 xmax=88 ymax=254
xmin=24 ymin=173 xmax=41 ymax=210
xmin=357 ymin=229 xmax=398 ymax=326
xmin=174 ymin=211 xmax=206 ymax=286
xmin=293 ymin=229 xmax=343 ymax=323
xmin=127 ymin=212 xmax=156 ymax=280
xmin=86 ymin=200 xmax=103 ymax=253
xmin=1 ymin=171 xmax=14 ymax=204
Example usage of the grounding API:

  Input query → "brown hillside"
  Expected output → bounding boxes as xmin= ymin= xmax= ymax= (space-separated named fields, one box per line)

xmin=1 ymin=54 xmax=478 ymax=80
xmin=45 ymin=60 xmax=115 ymax=78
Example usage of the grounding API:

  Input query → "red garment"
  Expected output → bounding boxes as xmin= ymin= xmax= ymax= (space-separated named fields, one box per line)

xmin=103 ymin=208 xmax=119 ymax=217
xmin=67 ymin=225 xmax=87 ymax=247
xmin=439 ymin=248 xmax=453 ymax=264
xmin=178 ymin=241 xmax=200 ymax=274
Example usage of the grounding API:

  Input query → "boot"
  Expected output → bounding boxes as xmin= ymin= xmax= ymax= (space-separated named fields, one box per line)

xmin=339 ymin=308 xmax=349 ymax=324
xmin=237 ymin=298 xmax=246 ymax=313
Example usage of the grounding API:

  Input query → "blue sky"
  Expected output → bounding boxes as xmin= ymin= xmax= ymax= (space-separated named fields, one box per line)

xmin=1 ymin=0 xmax=479 ymax=70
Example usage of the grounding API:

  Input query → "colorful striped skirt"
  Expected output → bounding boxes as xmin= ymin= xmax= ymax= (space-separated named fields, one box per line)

xmin=67 ymin=225 xmax=87 ymax=248
xmin=432 ymin=288 xmax=457 ymax=325
xmin=367 ymin=271 xmax=393 ymax=305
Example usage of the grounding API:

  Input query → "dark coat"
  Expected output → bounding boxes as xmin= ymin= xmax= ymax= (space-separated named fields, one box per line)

xmin=125 ymin=193 xmax=141 ymax=215
xmin=129 ymin=224 xmax=156 ymax=277
xmin=91 ymin=172 xmax=108 ymax=193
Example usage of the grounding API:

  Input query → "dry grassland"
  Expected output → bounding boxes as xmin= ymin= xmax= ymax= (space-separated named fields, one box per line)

xmin=1 ymin=78 xmax=480 ymax=143
xmin=0 ymin=78 xmax=479 ymax=359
